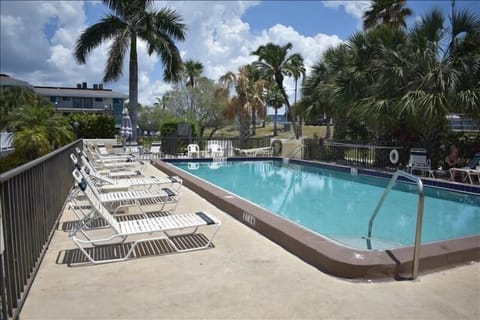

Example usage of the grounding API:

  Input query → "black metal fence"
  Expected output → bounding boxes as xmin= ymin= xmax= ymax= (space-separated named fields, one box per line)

xmin=304 ymin=139 xmax=404 ymax=170
xmin=158 ymin=135 xmax=272 ymax=157
xmin=0 ymin=139 xmax=82 ymax=319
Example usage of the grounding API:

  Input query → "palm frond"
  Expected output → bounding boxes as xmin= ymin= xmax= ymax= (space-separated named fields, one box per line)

xmin=74 ymin=14 xmax=127 ymax=64
xmin=103 ymin=31 xmax=129 ymax=82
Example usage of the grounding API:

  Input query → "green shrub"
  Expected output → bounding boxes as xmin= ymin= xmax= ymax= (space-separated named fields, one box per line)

xmin=0 ymin=151 xmax=29 ymax=173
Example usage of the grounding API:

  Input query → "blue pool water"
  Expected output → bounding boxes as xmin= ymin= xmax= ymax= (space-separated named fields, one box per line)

xmin=174 ymin=160 xmax=480 ymax=250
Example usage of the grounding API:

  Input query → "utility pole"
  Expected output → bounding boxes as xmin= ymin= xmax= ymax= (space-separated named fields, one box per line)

xmin=451 ymin=0 xmax=456 ymax=54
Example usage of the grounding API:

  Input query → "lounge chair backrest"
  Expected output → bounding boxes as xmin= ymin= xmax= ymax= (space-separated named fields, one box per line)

xmin=187 ymin=144 xmax=199 ymax=152
xmin=466 ymin=152 xmax=480 ymax=169
xmin=72 ymin=169 xmax=121 ymax=233
xmin=97 ymin=144 xmax=109 ymax=155
xmin=78 ymin=155 xmax=117 ymax=184
xmin=409 ymin=148 xmax=429 ymax=166
xmin=150 ymin=142 xmax=161 ymax=153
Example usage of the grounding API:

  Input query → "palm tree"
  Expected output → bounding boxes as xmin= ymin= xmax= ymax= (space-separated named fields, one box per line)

xmin=10 ymin=104 xmax=74 ymax=160
xmin=363 ymin=0 xmax=413 ymax=30
xmin=0 ymin=86 xmax=49 ymax=130
xmin=74 ymin=0 xmax=186 ymax=141
xmin=288 ymin=55 xmax=306 ymax=135
xmin=251 ymin=42 xmax=304 ymax=138
xmin=265 ymin=84 xmax=284 ymax=137
xmin=221 ymin=66 xmax=266 ymax=144
xmin=183 ymin=60 xmax=204 ymax=115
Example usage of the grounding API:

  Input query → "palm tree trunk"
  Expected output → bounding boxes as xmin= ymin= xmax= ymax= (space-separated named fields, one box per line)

xmin=190 ymin=81 xmax=194 ymax=117
xmin=276 ymin=75 xmax=299 ymax=139
xmin=274 ymin=107 xmax=278 ymax=136
xmin=280 ymin=89 xmax=298 ymax=139
xmin=252 ymin=107 xmax=256 ymax=136
xmin=129 ymin=34 xmax=138 ymax=142
xmin=294 ymin=78 xmax=302 ymax=137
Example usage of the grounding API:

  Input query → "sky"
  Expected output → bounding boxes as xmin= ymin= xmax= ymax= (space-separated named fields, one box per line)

xmin=1 ymin=0 xmax=479 ymax=109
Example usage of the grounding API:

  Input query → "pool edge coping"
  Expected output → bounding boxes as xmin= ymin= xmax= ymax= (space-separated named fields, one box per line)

xmin=153 ymin=158 xmax=480 ymax=280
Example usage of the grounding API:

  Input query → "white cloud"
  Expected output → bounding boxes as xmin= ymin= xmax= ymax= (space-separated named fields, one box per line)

xmin=1 ymin=0 xmax=345 ymax=108
xmin=322 ymin=1 xmax=371 ymax=20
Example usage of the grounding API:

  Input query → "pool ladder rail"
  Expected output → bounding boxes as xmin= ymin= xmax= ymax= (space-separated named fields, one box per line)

xmin=286 ymin=145 xmax=306 ymax=159
xmin=367 ymin=170 xmax=425 ymax=280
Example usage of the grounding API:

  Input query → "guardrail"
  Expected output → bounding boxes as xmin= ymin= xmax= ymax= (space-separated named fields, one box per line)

xmin=0 ymin=139 xmax=83 ymax=319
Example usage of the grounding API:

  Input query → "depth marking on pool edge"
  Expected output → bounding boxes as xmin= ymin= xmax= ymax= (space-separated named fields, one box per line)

xmin=242 ymin=212 xmax=256 ymax=226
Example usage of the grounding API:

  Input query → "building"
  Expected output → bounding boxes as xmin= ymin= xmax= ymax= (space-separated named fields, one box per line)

xmin=33 ymin=82 xmax=128 ymax=126
xmin=0 ymin=74 xmax=128 ymax=126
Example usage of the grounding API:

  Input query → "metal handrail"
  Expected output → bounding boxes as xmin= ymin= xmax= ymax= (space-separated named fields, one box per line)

xmin=286 ymin=145 xmax=306 ymax=159
xmin=367 ymin=170 xmax=425 ymax=280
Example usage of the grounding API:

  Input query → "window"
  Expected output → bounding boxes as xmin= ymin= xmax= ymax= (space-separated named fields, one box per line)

xmin=73 ymin=97 xmax=82 ymax=108
xmin=83 ymin=97 xmax=93 ymax=109
xmin=62 ymin=96 xmax=71 ymax=101
xmin=95 ymin=97 xmax=103 ymax=102
xmin=49 ymin=96 xmax=57 ymax=103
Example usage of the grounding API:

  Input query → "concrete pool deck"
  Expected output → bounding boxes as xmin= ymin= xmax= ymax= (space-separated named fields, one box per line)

xmin=20 ymin=163 xmax=480 ymax=319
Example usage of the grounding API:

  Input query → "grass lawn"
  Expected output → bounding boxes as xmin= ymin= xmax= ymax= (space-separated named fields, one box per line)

xmin=206 ymin=123 xmax=333 ymax=139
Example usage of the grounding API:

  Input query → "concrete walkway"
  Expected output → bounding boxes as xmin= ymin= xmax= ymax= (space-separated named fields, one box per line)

xmin=20 ymin=164 xmax=480 ymax=319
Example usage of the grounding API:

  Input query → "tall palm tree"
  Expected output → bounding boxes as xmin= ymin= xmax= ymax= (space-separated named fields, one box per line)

xmin=183 ymin=60 xmax=204 ymax=114
xmin=265 ymin=84 xmax=284 ymax=137
xmin=251 ymin=42 xmax=303 ymax=138
xmin=74 ymin=0 xmax=186 ymax=141
xmin=289 ymin=55 xmax=306 ymax=135
xmin=363 ymin=0 xmax=413 ymax=30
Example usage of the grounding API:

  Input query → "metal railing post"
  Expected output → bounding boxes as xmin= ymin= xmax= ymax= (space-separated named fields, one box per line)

xmin=1 ymin=196 xmax=9 ymax=319
xmin=367 ymin=170 xmax=425 ymax=280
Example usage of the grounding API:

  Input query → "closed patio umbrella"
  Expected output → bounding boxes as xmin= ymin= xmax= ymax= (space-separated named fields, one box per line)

xmin=120 ymin=106 xmax=132 ymax=150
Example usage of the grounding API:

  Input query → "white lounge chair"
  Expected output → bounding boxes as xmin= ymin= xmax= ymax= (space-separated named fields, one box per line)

xmin=71 ymin=153 xmax=182 ymax=191
xmin=96 ymin=143 xmax=109 ymax=155
xmin=77 ymin=148 xmax=145 ymax=178
xmin=187 ymin=144 xmax=200 ymax=158
xmin=73 ymin=169 xmax=180 ymax=213
xmin=70 ymin=170 xmax=221 ymax=264
xmin=407 ymin=148 xmax=432 ymax=176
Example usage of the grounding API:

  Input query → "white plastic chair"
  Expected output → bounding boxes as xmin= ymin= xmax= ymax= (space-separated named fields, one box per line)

xmin=208 ymin=144 xmax=224 ymax=158
xmin=187 ymin=144 xmax=200 ymax=158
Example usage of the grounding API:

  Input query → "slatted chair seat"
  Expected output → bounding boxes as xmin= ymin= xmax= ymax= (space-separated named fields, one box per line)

xmin=70 ymin=169 xmax=221 ymax=264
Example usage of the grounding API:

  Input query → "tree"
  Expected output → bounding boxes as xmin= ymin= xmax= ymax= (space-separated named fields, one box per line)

xmin=10 ymin=104 xmax=74 ymax=160
xmin=0 ymin=86 xmax=49 ymax=131
xmin=301 ymin=7 xmax=480 ymax=166
xmin=251 ymin=42 xmax=304 ymax=139
xmin=183 ymin=60 xmax=204 ymax=115
xmin=363 ymin=0 xmax=413 ymax=30
xmin=265 ymin=84 xmax=284 ymax=137
xmin=221 ymin=66 xmax=266 ymax=144
xmin=74 ymin=0 xmax=186 ymax=141
xmin=161 ymin=77 xmax=228 ymax=140
xmin=288 ymin=55 xmax=306 ymax=135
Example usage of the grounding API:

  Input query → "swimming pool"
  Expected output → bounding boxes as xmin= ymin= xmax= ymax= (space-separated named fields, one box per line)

xmin=153 ymin=158 xmax=480 ymax=279
xmin=174 ymin=160 xmax=479 ymax=250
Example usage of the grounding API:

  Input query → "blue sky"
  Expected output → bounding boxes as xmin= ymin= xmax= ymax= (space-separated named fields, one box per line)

xmin=1 ymin=1 xmax=479 ymax=107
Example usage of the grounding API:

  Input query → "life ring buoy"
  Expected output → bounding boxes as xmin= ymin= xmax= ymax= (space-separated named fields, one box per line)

xmin=272 ymin=140 xmax=282 ymax=156
xmin=389 ymin=149 xmax=399 ymax=165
